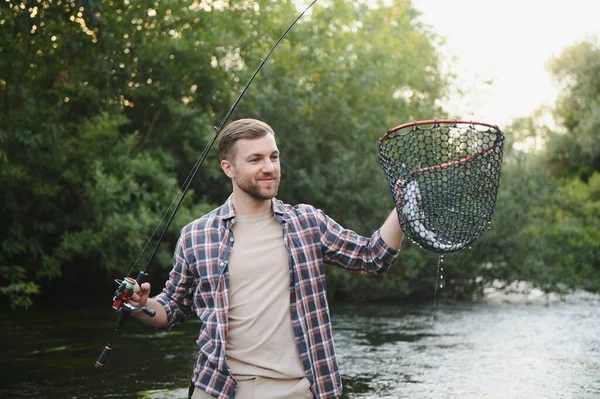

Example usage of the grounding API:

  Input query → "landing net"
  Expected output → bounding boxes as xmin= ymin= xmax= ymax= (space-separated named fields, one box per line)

xmin=379 ymin=120 xmax=505 ymax=254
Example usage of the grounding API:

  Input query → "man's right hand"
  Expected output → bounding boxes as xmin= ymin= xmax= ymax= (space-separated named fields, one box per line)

xmin=129 ymin=282 xmax=151 ymax=309
xmin=127 ymin=283 xmax=168 ymax=328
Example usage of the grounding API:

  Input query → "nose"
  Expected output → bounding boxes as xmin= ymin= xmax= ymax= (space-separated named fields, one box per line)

xmin=262 ymin=159 xmax=275 ymax=173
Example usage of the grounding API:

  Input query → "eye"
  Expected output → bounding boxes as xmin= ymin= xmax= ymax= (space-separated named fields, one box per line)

xmin=271 ymin=154 xmax=280 ymax=161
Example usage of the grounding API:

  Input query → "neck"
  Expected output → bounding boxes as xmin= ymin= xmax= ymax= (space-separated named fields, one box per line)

xmin=231 ymin=189 xmax=272 ymax=216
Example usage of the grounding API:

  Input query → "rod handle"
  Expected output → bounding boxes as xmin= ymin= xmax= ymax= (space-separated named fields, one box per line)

xmin=135 ymin=270 xmax=150 ymax=285
xmin=95 ymin=345 xmax=111 ymax=369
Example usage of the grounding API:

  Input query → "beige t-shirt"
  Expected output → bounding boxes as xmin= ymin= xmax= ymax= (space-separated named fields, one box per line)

xmin=225 ymin=209 xmax=311 ymax=398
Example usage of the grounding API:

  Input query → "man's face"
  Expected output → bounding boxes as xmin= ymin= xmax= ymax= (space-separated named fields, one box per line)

xmin=224 ymin=134 xmax=281 ymax=201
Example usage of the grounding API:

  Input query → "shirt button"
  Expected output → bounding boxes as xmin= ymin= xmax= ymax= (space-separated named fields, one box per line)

xmin=230 ymin=238 xmax=234 ymax=242
xmin=219 ymin=262 xmax=224 ymax=266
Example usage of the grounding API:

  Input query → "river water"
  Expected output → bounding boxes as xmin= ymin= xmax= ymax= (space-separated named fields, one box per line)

xmin=1 ymin=291 xmax=598 ymax=399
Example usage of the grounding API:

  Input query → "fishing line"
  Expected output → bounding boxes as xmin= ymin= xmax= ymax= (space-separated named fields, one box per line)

xmin=96 ymin=0 xmax=318 ymax=370
xmin=126 ymin=0 xmax=318 ymax=278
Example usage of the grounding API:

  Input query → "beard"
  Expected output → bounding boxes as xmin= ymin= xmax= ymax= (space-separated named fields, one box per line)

xmin=236 ymin=173 xmax=280 ymax=200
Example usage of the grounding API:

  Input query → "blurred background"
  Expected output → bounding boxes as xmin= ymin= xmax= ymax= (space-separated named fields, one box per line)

xmin=0 ymin=0 xmax=598 ymax=398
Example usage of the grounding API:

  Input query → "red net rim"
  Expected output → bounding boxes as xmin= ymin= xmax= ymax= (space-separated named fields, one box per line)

xmin=381 ymin=119 xmax=502 ymax=141
xmin=379 ymin=119 xmax=504 ymax=172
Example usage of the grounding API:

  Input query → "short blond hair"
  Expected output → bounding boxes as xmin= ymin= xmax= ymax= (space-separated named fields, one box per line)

xmin=218 ymin=119 xmax=275 ymax=161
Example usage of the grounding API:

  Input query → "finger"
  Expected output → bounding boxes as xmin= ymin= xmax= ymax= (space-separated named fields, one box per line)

xmin=130 ymin=291 xmax=141 ymax=303
xmin=140 ymin=282 xmax=151 ymax=297
xmin=132 ymin=282 xmax=142 ymax=295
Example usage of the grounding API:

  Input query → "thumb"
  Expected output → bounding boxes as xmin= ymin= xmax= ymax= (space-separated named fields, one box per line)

xmin=136 ymin=282 xmax=151 ymax=307
xmin=140 ymin=282 xmax=151 ymax=297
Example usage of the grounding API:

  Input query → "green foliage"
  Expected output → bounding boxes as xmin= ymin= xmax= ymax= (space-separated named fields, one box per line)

xmin=546 ymin=40 xmax=600 ymax=181
xmin=0 ymin=0 xmax=219 ymax=307
xmin=1 ymin=0 xmax=450 ymax=307
xmin=440 ymin=141 xmax=600 ymax=299
xmin=0 ymin=0 xmax=450 ymax=307
xmin=3 ymin=0 xmax=597 ymax=308
xmin=409 ymin=38 xmax=600 ymax=300
xmin=235 ymin=0 xmax=448 ymax=234
xmin=0 ymin=266 xmax=40 ymax=309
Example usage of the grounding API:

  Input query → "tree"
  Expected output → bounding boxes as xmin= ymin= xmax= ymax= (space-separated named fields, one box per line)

xmin=0 ymin=0 xmax=220 ymax=307
xmin=546 ymin=40 xmax=600 ymax=181
xmin=231 ymin=0 xmax=450 ymax=299
xmin=0 ymin=0 xmax=453 ymax=307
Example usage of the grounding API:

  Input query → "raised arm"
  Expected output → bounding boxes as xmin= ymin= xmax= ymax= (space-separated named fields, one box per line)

xmin=380 ymin=208 xmax=404 ymax=250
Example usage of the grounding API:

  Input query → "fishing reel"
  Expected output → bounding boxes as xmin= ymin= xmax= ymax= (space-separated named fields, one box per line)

xmin=112 ymin=276 xmax=156 ymax=317
xmin=96 ymin=271 xmax=155 ymax=369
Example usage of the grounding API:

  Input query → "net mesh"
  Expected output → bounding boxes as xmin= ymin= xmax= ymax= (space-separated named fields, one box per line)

xmin=379 ymin=120 xmax=505 ymax=254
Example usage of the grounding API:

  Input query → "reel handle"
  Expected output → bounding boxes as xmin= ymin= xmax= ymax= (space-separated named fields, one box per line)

xmin=134 ymin=270 xmax=155 ymax=317
xmin=142 ymin=307 xmax=156 ymax=317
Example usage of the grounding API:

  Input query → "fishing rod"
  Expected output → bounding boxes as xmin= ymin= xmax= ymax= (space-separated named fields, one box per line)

xmin=95 ymin=0 xmax=318 ymax=369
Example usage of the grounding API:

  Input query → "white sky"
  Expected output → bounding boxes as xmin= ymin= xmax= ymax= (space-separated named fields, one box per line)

xmin=412 ymin=0 xmax=600 ymax=127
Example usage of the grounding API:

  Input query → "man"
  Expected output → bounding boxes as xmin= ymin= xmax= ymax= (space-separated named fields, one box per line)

xmin=129 ymin=118 xmax=404 ymax=399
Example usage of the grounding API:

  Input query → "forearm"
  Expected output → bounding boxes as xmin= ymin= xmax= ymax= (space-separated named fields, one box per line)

xmin=380 ymin=208 xmax=404 ymax=250
xmin=131 ymin=298 xmax=169 ymax=328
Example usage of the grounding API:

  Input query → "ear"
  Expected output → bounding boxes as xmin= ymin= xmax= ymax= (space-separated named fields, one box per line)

xmin=221 ymin=159 xmax=235 ymax=179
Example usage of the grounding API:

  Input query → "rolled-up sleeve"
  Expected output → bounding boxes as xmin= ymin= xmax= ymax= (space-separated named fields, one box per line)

xmin=368 ymin=229 xmax=399 ymax=274
xmin=317 ymin=209 xmax=399 ymax=274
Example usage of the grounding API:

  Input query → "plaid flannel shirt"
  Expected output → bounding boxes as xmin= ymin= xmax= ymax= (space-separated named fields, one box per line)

xmin=154 ymin=196 xmax=399 ymax=399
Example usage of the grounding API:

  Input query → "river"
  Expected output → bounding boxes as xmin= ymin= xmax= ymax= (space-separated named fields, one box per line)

xmin=1 ymin=291 xmax=598 ymax=398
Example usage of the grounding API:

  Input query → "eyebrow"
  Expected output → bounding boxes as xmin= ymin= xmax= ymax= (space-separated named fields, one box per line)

xmin=246 ymin=150 xmax=279 ymax=160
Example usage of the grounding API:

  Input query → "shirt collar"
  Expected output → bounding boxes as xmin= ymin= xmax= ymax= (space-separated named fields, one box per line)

xmin=217 ymin=195 xmax=287 ymax=221
xmin=217 ymin=195 xmax=235 ymax=220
